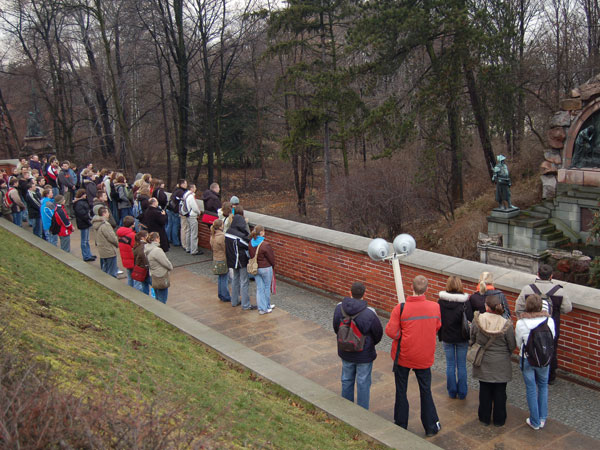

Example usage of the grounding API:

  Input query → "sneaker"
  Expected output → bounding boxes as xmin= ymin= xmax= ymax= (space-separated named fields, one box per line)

xmin=243 ymin=305 xmax=258 ymax=311
xmin=190 ymin=250 xmax=204 ymax=255
xmin=117 ymin=270 xmax=124 ymax=275
xmin=426 ymin=422 xmax=441 ymax=437
xmin=268 ymin=304 xmax=275 ymax=310
xmin=540 ymin=419 xmax=546 ymax=429
xmin=259 ymin=309 xmax=272 ymax=315
xmin=526 ymin=418 xmax=540 ymax=430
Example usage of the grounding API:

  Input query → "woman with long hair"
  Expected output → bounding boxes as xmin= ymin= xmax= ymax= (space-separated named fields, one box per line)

xmin=248 ymin=225 xmax=276 ymax=315
xmin=469 ymin=272 xmax=512 ymax=319
xmin=210 ymin=219 xmax=231 ymax=302
xmin=145 ymin=231 xmax=173 ymax=303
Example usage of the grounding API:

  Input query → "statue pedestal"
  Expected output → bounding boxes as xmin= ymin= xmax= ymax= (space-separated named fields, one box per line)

xmin=22 ymin=136 xmax=53 ymax=157
xmin=490 ymin=207 xmax=520 ymax=219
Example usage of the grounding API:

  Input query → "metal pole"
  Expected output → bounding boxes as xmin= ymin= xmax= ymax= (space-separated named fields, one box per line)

xmin=391 ymin=255 xmax=405 ymax=303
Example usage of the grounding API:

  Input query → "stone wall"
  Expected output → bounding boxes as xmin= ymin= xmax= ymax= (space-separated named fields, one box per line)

xmin=198 ymin=212 xmax=600 ymax=383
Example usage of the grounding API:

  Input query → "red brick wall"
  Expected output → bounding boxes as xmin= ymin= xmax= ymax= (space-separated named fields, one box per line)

xmin=198 ymin=223 xmax=600 ymax=383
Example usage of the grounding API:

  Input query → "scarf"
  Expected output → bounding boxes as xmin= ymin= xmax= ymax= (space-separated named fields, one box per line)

xmin=251 ymin=236 xmax=265 ymax=247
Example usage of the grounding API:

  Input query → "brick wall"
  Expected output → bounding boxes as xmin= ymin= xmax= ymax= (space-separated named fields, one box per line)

xmin=198 ymin=220 xmax=600 ymax=383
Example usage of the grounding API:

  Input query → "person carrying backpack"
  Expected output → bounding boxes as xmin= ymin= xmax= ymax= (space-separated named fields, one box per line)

xmin=516 ymin=294 xmax=556 ymax=430
xmin=332 ymin=282 xmax=383 ymax=410
xmin=515 ymin=264 xmax=572 ymax=384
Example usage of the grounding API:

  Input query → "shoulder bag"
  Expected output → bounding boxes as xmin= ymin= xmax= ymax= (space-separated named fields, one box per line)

xmin=467 ymin=333 xmax=497 ymax=367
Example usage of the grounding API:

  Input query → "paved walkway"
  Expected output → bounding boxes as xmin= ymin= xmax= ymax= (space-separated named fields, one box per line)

xmin=60 ymin=227 xmax=600 ymax=449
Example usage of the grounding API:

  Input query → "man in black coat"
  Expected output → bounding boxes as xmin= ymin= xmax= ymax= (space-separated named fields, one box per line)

xmin=225 ymin=214 xmax=255 ymax=310
xmin=141 ymin=198 xmax=169 ymax=252
xmin=201 ymin=182 xmax=221 ymax=214
xmin=333 ymin=282 xmax=383 ymax=410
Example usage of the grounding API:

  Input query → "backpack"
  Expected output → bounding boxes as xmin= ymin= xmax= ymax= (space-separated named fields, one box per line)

xmin=247 ymin=241 xmax=263 ymax=275
xmin=132 ymin=200 xmax=142 ymax=219
xmin=528 ymin=284 xmax=561 ymax=318
xmin=337 ymin=306 xmax=366 ymax=352
xmin=124 ymin=185 xmax=133 ymax=202
xmin=3 ymin=187 xmax=13 ymax=209
xmin=522 ymin=318 xmax=554 ymax=368
xmin=179 ymin=192 xmax=191 ymax=217
xmin=168 ymin=193 xmax=180 ymax=212
xmin=49 ymin=208 xmax=61 ymax=235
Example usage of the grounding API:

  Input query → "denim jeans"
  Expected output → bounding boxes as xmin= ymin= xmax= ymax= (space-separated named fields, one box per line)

xmin=134 ymin=274 xmax=152 ymax=295
xmin=231 ymin=267 xmax=250 ymax=309
xmin=218 ymin=273 xmax=231 ymax=301
xmin=45 ymin=230 xmax=58 ymax=246
xmin=166 ymin=210 xmax=181 ymax=245
xmin=341 ymin=360 xmax=373 ymax=410
xmin=443 ymin=341 xmax=468 ymax=399
xmin=155 ymin=288 xmax=168 ymax=303
xmin=255 ymin=266 xmax=273 ymax=312
xmin=126 ymin=268 xmax=134 ymax=287
xmin=80 ymin=227 xmax=94 ymax=260
xmin=60 ymin=235 xmax=71 ymax=253
xmin=393 ymin=365 xmax=439 ymax=434
xmin=52 ymin=187 xmax=59 ymax=198
xmin=521 ymin=359 xmax=549 ymax=428
xmin=12 ymin=210 xmax=23 ymax=226
xmin=100 ymin=256 xmax=118 ymax=278
xmin=119 ymin=207 xmax=133 ymax=226
xmin=31 ymin=217 xmax=43 ymax=238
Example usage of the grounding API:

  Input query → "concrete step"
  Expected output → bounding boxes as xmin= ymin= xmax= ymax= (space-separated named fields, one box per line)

xmin=540 ymin=230 xmax=565 ymax=241
xmin=548 ymin=237 xmax=570 ymax=249
xmin=531 ymin=205 xmax=552 ymax=216
xmin=520 ymin=209 xmax=550 ymax=219
xmin=533 ymin=224 xmax=556 ymax=236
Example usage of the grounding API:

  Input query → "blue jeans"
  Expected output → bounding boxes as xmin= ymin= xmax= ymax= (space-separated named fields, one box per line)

xmin=80 ymin=227 xmax=94 ymax=260
xmin=255 ymin=267 xmax=273 ymax=312
xmin=30 ymin=217 xmax=43 ymax=238
xmin=394 ymin=365 xmax=439 ymax=434
xmin=44 ymin=230 xmax=58 ymax=246
xmin=166 ymin=210 xmax=181 ymax=245
xmin=100 ymin=256 xmax=118 ymax=278
xmin=443 ymin=341 xmax=468 ymax=399
xmin=52 ymin=187 xmax=59 ymax=198
xmin=118 ymin=207 xmax=133 ymax=226
xmin=60 ymin=235 xmax=71 ymax=253
xmin=12 ymin=210 xmax=23 ymax=226
xmin=218 ymin=272 xmax=231 ymax=301
xmin=231 ymin=267 xmax=250 ymax=309
xmin=341 ymin=360 xmax=373 ymax=410
xmin=155 ymin=288 xmax=168 ymax=303
xmin=134 ymin=274 xmax=152 ymax=295
xmin=126 ymin=268 xmax=134 ymax=287
xmin=521 ymin=359 xmax=549 ymax=428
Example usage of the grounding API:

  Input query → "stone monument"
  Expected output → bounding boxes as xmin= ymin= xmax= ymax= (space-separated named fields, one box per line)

xmin=22 ymin=102 xmax=52 ymax=156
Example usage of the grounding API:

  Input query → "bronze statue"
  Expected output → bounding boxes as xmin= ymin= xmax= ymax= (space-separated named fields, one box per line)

xmin=571 ymin=125 xmax=597 ymax=168
xmin=492 ymin=155 xmax=514 ymax=210
xmin=26 ymin=110 xmax=43 ymax=138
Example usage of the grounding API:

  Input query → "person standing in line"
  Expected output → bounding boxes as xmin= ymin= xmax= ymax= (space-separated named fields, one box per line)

xmin=515 ymin=264 xmax=572 ymax=384
xmin=385 ymin=275 xmax=442 ymax=437
xmin=225 ymin=213 xmax=255 ymax=310
xmin=166 ymin=179 xmax=186 ymax=247
xmin=152 ymin=179 xmax=168 ymax=210
xmin=516 ymin=294 xmax=556 ymax=430
xmin=7 ymin=178 xmax=26 ymax=226
xmin=25 ymin=181 xmax=43 ymax=238
xmin=145 ymin=231 xmax=173 ymax=303
xmin=53 ymin=195 xmax=74 ymax=253
xmin=140 ymin=198 xmax=169 ymax=252
xmin=202 ymin=182 xmax=221 ymax=214
xmin=133 ymin=230 xmax=152 ymax=295
xmin=332 ymin=282 xmax=383 ymax=410
xmin=248 ymin=225 xmax=276 ymax=314
xmin=470 ymin=295 xmax=516 ymax=427
xmin=93 ymin=191 xmax=118 ymax=230
xmin=114 ymin=175 xmax=133 ymax=225
xmin=209 ymin=219 xmax=231 ymax=302
xmin=438 ymin=276 xmax=473 ymax=400
xmin=92 ymin=206 xmax=119 ymax=277
xmin=117 ymin=216 xmax=137 ymax=287
xmin=57 ymin=160 xmax=76 ymax=217
xmin=73 ymin=189 xmax=96 ymax=261
xmin=183 ymin=184 xmax=203 ymax=255
xmin=40 ymin=189 xmax=57 ymax=246
xmin=0 ymin=179 xmax=12 ymax=221
xmin=468 ymin=271 xmax=512 ymax=319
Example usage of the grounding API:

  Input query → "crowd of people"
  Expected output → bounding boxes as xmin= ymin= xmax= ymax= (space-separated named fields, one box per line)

xmin=1 ymin=155 xmax=276 ymax=309
xmin=334 ymin=264 xmax=571 ymax=436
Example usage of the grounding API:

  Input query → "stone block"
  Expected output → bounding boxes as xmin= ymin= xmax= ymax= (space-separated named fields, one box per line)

xmin=559 ymin=98 xmax=582 ymax=110
xmin=550 ymin=111 xmax=571 ymax=127
xmin=544 ymin=149 xmax=562 ymax=165
xmin=541 ymin=174 xmax=557 ymax=199
xmin=559 ymin=169 xmax=584 ymax=185
xmin=570 ymin=88 xmax=581 ymax=98
xmin=582 ymin=170 xmax=600 ymax=187
xmin=579 ymin=82 xmax=600 ymax=101
xmin=540 ymin=161 xmax=558 ymax=175
xmin=547 ymin=127 xmax=566 ymax=149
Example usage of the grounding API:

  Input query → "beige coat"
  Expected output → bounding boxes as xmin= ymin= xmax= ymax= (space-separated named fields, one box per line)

xmin=145 ymin=241 xmax=173 ymax=278
xmin=470 ymin=312 xmax=516 ymax=383
xmin=92 ymin=215 xmax=118 ymax=258
xmin=210 ymin=229 xmax=226 ymax=261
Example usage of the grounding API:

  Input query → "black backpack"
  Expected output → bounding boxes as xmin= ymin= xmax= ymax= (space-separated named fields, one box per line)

xmin=337 ymin=306 xmax=365 ymax=352
xmin=522 ymin=318 xmax=554 ymax=368
xmin=49 ymin=209 xmax=61 ymax=235
xmin=528 ymin=284 xmax=561 ymax=318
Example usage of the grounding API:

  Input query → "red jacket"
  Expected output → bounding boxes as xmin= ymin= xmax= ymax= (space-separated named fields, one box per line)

xmin=385 ymin=294 xmax=441 ymax=369
xmin=117 ymin=226 xmax=136 ymax=269
xmin=54 ymin=204 xmax=73 ymax=237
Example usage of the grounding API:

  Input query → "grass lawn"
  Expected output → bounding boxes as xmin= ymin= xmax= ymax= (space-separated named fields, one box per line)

xmin=0 ymin=227 xmax=387 ymax=448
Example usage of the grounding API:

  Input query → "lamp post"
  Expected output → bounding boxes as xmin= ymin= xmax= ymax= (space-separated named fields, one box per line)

xmin=367 ymin=234 xmax=416 ymax=303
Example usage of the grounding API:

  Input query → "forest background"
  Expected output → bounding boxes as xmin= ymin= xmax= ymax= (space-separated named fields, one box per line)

xmin=1 ymin=0 xmax=599 ymax=260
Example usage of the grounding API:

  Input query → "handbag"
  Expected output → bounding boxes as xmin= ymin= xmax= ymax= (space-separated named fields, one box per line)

xmin=131 ymin=265 xmax=148 ymax=282
xmin=247 ymin=241 xmax=263 ymax=275
xmin=461 ymin=303 xmax=470 ymax=340
xmin=212 ymin=260 xmax=228 ymax=275
xmin=152 ymin=274 xmax=170 ymax=290
xmin=201 ymin=211 xmax=218 ymax=224
xmin=467 ymin=334 xmax=497 ymax=367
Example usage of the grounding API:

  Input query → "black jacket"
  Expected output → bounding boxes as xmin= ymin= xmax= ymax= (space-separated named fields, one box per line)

xmin=141 ymin=206 xmax=169 ymax=252
xmin=202 ymin=189 xmax=221 ymax=213
xmin=73 ymin=198 xmax=92 ymax=229
xmin=225 ymin=215 xmax=249 ymax=269
xmin=25 ymin=189 xmax=41 ymax=219
xmin=83 ymin=179 xmax=97 ymax=208
xmin=153 ymin=188 xmax=168 ymax=210
xmin=469 ymin=290 xmax=511 ymax=320
xmin=438 ymin=291 xmax=473 ymax=343
xmin=333 ymin=297 xmax=383 ymax=364
xmin=169 ymin=187 xmax=186 ymax=212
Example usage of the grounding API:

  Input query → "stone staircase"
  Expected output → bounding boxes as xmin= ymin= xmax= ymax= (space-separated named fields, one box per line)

xmin=517 ymin=201 xmax=572 ymax=252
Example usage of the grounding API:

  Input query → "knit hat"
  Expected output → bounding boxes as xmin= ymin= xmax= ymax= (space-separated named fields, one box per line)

xmin=230 ymin=196 xmax=240 ymax=205
xmin=54 ymin=194 xmax=65 ymax=204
